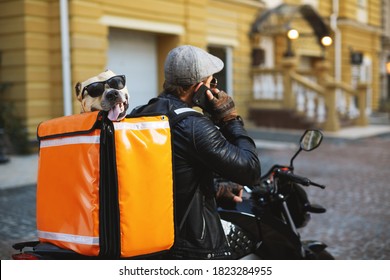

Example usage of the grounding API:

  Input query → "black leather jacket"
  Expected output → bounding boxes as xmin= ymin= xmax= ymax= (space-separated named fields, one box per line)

xmin=131 ymin=92 xmax=261 ymax=259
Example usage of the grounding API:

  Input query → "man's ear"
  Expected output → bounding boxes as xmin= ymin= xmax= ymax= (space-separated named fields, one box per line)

xmin=75 ymin=82 xmax=82 ymax=99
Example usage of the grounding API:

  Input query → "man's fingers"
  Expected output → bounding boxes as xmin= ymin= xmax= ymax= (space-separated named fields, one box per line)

xmin=233 ymin=188 xmax=243 ymax=203
xmin=206 ymin=90 xmax=214 ymax=101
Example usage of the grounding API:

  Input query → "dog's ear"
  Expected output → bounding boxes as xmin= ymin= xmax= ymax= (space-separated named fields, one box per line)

xmin=75 ymin=82 xmax=82 ymax=98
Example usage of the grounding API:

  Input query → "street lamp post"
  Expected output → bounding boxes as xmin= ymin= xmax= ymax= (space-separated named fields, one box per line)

xmin=284 ymin=29 xmax=299 ymax=57
xmin=320 ymin=35 xmax=333 ymax=59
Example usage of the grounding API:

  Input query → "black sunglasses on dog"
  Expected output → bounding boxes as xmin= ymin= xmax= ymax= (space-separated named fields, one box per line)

xmin=82 ymin=75 xmax=126 ymax=98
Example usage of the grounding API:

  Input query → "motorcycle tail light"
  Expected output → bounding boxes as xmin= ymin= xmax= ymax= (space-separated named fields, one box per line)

xmin=12 ymin=253 xmax=40 ymax=260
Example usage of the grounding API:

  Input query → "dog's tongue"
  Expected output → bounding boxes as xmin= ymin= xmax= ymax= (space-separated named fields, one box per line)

xmin=108 ymin=103 xmax=123 ymax=121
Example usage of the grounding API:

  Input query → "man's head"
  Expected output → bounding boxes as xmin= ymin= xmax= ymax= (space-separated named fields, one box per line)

xmin=75 ymin=70 xmax=129 ymax=121
xmin=164 ymin=45 xmax=224 ymax=87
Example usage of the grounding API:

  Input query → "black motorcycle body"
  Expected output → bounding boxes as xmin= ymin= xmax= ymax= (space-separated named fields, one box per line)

xmin=219 ymin=129 xmax=333 ymax=260
xmin=12 ymin=130 xmax=333 ymax=260
xmin=219 ymin=194 xmax=331 ymax=260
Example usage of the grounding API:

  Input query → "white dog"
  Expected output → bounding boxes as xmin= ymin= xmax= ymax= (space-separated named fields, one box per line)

xmin=75 ymin=69 xmax=129 ymax=121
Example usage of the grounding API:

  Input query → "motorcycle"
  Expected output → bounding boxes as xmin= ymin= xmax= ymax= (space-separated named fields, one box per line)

xmin=219 ymin=129 xmax=334 ymax=260
xmin=11 ymin=129 xmax=333 ymax=260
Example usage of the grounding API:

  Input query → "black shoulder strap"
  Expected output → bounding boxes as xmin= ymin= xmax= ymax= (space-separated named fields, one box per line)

xmin=167 ymin=107 xmax=203 ymax=231
xmin=168 ymin=108 xmax=203 ymax=128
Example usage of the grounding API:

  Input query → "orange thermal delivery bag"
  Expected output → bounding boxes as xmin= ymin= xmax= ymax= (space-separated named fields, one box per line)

xmin=36 ymin=110 xmax=186 ymax=258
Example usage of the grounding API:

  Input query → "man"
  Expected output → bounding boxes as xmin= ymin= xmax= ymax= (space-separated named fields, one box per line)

xmin=131 ymin=45 xmax=260 ymax=259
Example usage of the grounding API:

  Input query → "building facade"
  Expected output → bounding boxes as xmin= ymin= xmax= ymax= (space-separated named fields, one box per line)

xmin=249 ymin=0 xmax=383 ymax=130
xmin=0 ymin=0 xmax=263 ymax=141
xmin=0 ymin=0 xmax=386 ymax=146
xmin=381 ymin=0 xmax=390 ymax=107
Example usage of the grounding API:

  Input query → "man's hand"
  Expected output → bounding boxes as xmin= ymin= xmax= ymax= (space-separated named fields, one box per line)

xmin=206 ymin=89 xmax=237 ymax=124
xmin=215 ymin=181 xmax=244 ymax=209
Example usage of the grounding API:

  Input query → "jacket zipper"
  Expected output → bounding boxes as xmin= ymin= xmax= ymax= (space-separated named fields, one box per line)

xmin=200 ymin=214 xmax=206 ymax=240
xmin=200 ymin=196 xmax=206 ymax=240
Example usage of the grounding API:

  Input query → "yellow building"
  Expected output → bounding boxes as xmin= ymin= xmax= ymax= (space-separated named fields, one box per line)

xmin=0 ymin=0 xmax=264 ymax=147
xmin=249 ymin=0 xmax=382 ymax=130
xmin=0 ymin=0 xmax=385 ymax=151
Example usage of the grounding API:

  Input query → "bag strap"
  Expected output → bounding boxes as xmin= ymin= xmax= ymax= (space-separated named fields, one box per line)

xmin=168 ymin=108 xmax=203 ymax=127
xmin=167 ymin=107 xmax=203 ymax=231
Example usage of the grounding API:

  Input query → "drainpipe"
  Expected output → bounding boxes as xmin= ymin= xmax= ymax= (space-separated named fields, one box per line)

xmin=331 ymin=0 xmax=341 ymax=83
xmin=60 ymin=0 xmax=72 ymax=116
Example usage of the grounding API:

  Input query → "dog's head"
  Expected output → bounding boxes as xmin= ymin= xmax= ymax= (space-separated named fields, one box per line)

xmin=75 ymin=70 xmax=129 ymax=121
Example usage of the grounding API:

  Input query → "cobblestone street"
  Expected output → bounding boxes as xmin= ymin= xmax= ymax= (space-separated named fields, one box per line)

xmin=0 ymin=184 xmax=36 ymax=260
xmin=258 ymin=133 xmax=390 ymax=260
xmin=1 ymin=131 xmax=389 ymax=260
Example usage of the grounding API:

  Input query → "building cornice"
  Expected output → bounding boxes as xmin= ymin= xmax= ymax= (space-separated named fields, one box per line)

xmin=337 ymin=18 xmax=382 ymax=35
xmin=99 ymin=16 xmax=185 ymax=35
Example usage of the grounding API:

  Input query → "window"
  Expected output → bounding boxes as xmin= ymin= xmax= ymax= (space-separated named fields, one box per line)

xmin=208 ymin=46 xmax=233 ymax=96
xmin=301 ymin=0 xmax=318 ymax=9
xmin=262 ymin=0 xmax=283 ymax=9
xmin=356 ymin=0 xmax=367 ymax=23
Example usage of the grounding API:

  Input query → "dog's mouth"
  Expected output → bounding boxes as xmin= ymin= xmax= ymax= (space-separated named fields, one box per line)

xmin=108 ymin=101 xmax=128 ymax=121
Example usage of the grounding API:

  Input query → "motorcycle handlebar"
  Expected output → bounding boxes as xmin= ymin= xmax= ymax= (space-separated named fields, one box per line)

xmin=274 ymin=169 xmax=325 ymax=189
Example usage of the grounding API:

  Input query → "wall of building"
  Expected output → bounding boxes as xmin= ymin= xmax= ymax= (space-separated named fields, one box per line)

xmin=0 ymin=0 xmax=28 ymax=120
xmin=0 ymin=0 xmax=262 ymax=140
xmin=1 ymin=0 xmax=384 ymax=142
xmin=0 ymin=0 xmax=62 ymax=140
xmin=337 ymin=0 xmax=382 ymax=109
xmin=277 ymin=0 xmax=382 ymax=110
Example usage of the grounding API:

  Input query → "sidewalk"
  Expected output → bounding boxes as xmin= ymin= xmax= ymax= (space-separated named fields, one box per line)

xmin=0 ymin=153 xmax=38 ymax=190
xmin=247 ymin=123 xmax=390 ymax=142
xmin=0 ymin=124 xmax=389 ymax=191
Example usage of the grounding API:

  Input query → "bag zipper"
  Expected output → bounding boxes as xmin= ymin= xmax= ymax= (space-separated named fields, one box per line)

xmin=99 ymin=118 xmax=120 ymax=258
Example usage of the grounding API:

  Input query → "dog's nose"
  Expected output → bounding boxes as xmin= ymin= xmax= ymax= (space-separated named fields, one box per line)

xmin=106 ymin=90 xmax=119 ymax=101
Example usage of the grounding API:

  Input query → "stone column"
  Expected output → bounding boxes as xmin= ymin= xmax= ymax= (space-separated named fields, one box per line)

xmin=356 ymin=83 xmax=368 ymax=126
xmin=323 ymin=82 xmax=340 ymax=131
xmin=314 ymin=60 xmax=341 ymax=131
xmin=281 ymin=57 xmax=298 ymax=109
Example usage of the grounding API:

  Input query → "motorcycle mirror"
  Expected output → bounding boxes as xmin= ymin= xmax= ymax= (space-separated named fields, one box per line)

xmin=300 ymin=130 xmax=323 ymax=151
xmin=290 ymin=129 xmax=323 ymax=168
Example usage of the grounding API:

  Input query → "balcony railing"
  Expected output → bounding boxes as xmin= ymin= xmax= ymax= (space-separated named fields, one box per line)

xmin=252 ymin=58 xmax=368 ymax=131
